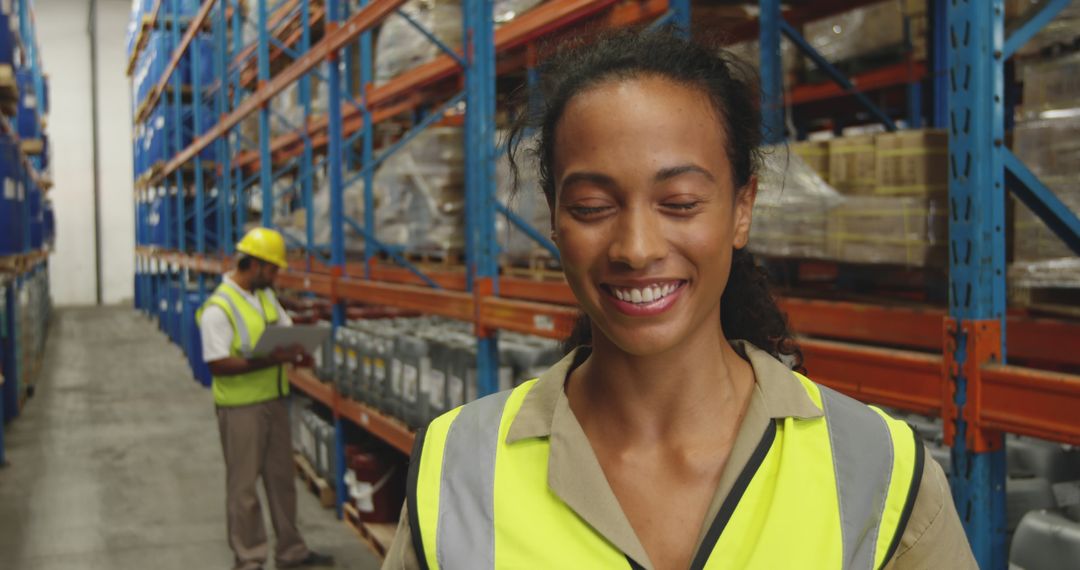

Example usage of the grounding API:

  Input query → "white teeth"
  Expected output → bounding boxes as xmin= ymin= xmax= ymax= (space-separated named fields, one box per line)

xmin=612 ymin=283 xmax=680 ymax=304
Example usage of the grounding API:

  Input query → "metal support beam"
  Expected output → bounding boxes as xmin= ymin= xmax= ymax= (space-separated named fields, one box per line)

xmin=1004 ymin=149 xmax=1080 ymax=256
xmin=759 ymin=0 xmax=784 ymax=144
xmin=945 ymin=1 xmax=1008 ymax=566
xmin=258 ymin=0 xmax=274 ymax=227
xmin=464 ymin=0 xmax=499 ymax=397
xmin=779 ymin=20 xmax=898 ymax=131
xmin=1003 ymin=0 xmax=1070 ymax=59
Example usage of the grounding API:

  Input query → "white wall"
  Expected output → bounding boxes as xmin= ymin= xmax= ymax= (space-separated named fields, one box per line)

xmin=36 ymin=0 xmax=134 ymax=306
xmin=94 ymin=0 xmax=135 ymax=305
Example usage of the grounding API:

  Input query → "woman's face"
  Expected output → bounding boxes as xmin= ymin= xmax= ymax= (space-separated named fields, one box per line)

xmin=552 ymin=76 xmax=756 ymax=356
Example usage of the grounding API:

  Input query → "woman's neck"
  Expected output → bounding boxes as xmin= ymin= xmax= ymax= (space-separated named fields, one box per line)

xmin=567 ymin=325 xmax=755 ymax=447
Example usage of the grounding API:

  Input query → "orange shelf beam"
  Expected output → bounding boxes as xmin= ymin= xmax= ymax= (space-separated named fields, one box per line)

xmin=288 ymin=366 xmax=335 ymax=408
xmin=982 ymin=365 xmax=1080 ymax=446
xmin=789 ymin=61 xmax=927 ymax=106
xmin=230 ymin=0 xmax=657 ymax=175
xmin=288 ymin=368 xmax=416 ymax=454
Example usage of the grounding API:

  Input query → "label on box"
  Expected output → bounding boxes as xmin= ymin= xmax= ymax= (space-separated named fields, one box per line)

xmin=374 ymin=359 xmax=385 ymax=383
xmin=346 ymin=349 xmax=357 ymax=372
xmin=419 ymin=357 xmax=432 ymax=393
xmin=333 ymin=346 xmax=344 ymax=367
xmin=24 ymin=94 xmax=35 ymax=109
xmin=3 ymin=179 xmax=12 ymax=200
xmin=403 ymin=363 xmax=418 ymax=403
xmin=156 ymin=116 xmax=165 ymax=129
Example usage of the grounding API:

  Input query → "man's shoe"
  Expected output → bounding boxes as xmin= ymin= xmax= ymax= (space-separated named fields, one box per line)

xmin=278 ymin=551 xmax=334 ymax=568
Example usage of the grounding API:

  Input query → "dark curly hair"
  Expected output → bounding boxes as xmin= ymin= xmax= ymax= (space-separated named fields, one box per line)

xmin=507 ymin=27 xmax=803 ymax=371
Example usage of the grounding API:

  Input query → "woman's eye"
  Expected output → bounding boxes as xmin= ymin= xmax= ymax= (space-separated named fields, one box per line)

xmin=663 ymin=201 xmax=700 ymax=212
xmin=568 ymin=205 xmax=612 ymax=217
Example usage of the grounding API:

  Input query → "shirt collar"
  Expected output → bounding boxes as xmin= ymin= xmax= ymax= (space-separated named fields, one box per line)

xmin=506 ymin=340 xmax=822 ymax=444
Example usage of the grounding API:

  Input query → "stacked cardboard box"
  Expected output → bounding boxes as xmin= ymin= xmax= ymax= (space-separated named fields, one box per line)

xmin=1020 ymin=52 xmax=1080 ymax=119
xmin=827 ymin=195 xmax=948 ymax=267
xmin=792 ymin=140 xmax=830 ymax=182
xmin=828 ymin=134 xmax=877 ymax=195
xmin=750 ymin=149 xmax=842 ymax=260
xmin=875 ymin=129 xmax=949 ymax=198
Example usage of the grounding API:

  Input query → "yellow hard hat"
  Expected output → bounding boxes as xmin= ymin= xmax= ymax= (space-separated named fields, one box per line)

xmin=236 ymin=227 xmax=288 ymax=269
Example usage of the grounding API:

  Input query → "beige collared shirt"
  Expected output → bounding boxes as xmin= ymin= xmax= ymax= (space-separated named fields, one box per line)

xmin=383 ymin=342 xmax=976 ymax=569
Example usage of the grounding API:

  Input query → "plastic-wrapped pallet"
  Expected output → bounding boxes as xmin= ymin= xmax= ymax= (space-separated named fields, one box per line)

xmin=827 ymin=134 xmax=877 ymax=195
xmin=1010 ymin=115 xmax=1080 ymax=288
xmin=495 ymin=132 xmax=551 ymax=264
xmin=750 ymin=148 xmax=842 ymax=260
xmin=373 ymin=0 xmax=544 ymax=85
xmin=278 ymin=161 xmax=366 ymax=253
xmin=826 ymin=195 xmax=947 ymax=267
xmin=801 ymin=1 xmax=909 ymax=69
xmin=1008 ymin=0 xmax=1080 ymax=57
xmin=374 ymin=0 xmax=463 ymax=85
xmin=1019 ymin=51 xmax=1080 ymax=120
xmin=373 ymin=127 xmax=464 ymax=253
xmin=791 ymin=140 xmax=829 ymax=182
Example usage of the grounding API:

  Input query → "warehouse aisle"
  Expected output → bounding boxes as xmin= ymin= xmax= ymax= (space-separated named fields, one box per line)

xmin=0 ymin=307 xmax=382 ymax=570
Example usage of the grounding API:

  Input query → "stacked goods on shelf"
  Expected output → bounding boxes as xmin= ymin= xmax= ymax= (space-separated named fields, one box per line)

xmin=1009 ymin=44 xmax=1080 ymax=294
xmin=278 ymin=161 xmax=367 ymax=253
xmin=373 ymin=127 xmax=464 ymax=255
xmin=750 ymin=149 xmax=841 ymax=260
xmin=753 ymin=130 xmax=948 ymax=268
xmin=315 ymin=316 xmax=560 ymax=428
xmin=1007 ymin=0 xmax=1080 ymax=57
xmin=373 ymin=0 xmax=544 ymax=85
xmin=791 ymin=140 xmax=829 ymax=182
xmin=0 ymin=138 xmax=22 ymax=256
xmin=827 ymin=130 xmax=948 ymax=266
xmin=800 ymin=0 xmax=922 ymax=82
xmin=495 ymin=132 xmax=551 ymax=265
xmin=293 ymin=404 xmax=338 ymax=482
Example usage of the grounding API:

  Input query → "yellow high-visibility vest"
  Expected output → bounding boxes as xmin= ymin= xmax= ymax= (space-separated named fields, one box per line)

xmin=196 ymin=282 xmax=289 ymax=407
xmin=408 ymin=373 xmax=922 ymax=569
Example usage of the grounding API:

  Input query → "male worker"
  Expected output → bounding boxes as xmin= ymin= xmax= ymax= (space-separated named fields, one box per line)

xmin=198 ymin=227 xmax=333 ymax=570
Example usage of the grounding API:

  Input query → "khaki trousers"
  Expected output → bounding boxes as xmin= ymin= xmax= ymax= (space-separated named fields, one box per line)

xmin=217 ymin=398 xmax=309 ymax=570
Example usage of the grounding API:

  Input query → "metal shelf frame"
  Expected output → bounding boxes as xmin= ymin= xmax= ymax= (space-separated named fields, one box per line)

xmin=758 ymin=0 xmax=1080 ymax=567
xmin=130 ymin=1 xmax=1080 ymax=562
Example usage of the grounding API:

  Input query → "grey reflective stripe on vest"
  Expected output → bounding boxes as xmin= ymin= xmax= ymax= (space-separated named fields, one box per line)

xmin=212 ymin=292 xmax=253 ymax=357
xmin=819 ymin=385 xmax=895 ymax=570
xmin=436 ymin=390 xmax=513 ymax=570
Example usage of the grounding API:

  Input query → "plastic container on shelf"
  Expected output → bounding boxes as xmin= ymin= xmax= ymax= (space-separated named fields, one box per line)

xmin=26 ymin=181 xmax=41 ymax=250
xmin=0 ymin=138 xmax=23 ymax=255
xmin=345 ymin=449 xmax=405 ymax=524
xmin=1010 ymin=510 xmax=1080 ymax=570
xmin=312 ymin=319 xmax=335 ymax=381
xmin=396 ymin=333 xmax=430 ymax=429
xmin=15 ymin=69 xmax=37 ymax=140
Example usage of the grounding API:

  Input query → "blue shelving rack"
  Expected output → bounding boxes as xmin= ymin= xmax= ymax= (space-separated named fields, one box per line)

xmin=758 ymin=1 xmax=1080 ymax=567
xmin=0 ymin=0 xmax=53 ymax=466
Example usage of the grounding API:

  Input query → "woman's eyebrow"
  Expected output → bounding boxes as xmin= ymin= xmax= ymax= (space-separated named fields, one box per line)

xmin=561 ymin=171 xmax=619 ymax=190
xmin=654 ymin=164 xmax=716 ymax=183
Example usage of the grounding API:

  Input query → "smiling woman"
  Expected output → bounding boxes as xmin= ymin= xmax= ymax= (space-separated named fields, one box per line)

xmin=381 ymin=29 xmax=975 ymax=570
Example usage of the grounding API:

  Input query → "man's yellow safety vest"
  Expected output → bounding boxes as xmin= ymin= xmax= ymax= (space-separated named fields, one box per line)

xmin=407 ymin=373 xmax=923 ymax=570
xmin=196 ymin=281 xmax=289 ymax=407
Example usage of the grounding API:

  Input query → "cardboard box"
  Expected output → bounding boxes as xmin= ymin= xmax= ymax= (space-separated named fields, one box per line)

xmin=792 ymin=140 xmax=830 ymax=182
xmin=827 ymin=196 xmax=947 ymax=267
xmin=828 ymin=134 xmax=877 ymax=195
xmin=874 ymin=129 xmax=949 ymax=197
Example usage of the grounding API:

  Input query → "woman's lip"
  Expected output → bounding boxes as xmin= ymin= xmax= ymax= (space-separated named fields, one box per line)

xmin=600 ymin=281 xmax=686 ymax=317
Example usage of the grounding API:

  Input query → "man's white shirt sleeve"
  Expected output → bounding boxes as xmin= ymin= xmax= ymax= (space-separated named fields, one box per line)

xmin=200 ymin=289 xmax=292 ymax=363
xmin=200 ymin=305 xmax=235 ymax=363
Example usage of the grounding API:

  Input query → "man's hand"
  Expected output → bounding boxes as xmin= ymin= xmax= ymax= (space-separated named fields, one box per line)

xmin=269 ymin=344 xmax=309 ymax=365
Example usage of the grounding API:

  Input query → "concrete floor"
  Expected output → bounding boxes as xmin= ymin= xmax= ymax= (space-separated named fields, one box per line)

xmin=0 ymin=306 xmax=383 ymax=570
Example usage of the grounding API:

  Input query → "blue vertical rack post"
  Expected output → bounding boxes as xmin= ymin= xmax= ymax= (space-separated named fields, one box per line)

xmin=944 ymin=1 xmax=1009 ymax=566
xmin=464 ymin=0 xmax=499 ymax=397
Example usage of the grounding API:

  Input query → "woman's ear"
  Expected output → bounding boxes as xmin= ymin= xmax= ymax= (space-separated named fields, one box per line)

xmin=732 ymin=176 xmax=757 ymax=250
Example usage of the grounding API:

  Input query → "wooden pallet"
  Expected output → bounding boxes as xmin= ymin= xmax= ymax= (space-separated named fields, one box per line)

xmin=398 ymin=247 xmax=466 ymax=269
xmin=501 ymin=248 xmax=563 ymax=281
xmin=0 ymin=64 xmax=17 ymax=116
xmin=343 ymin=502 xmax=398 ymax=561
xmin=294 ymin=452 xmax=335 ymax=509
xmin=21 ymin=139 xmax=44 ymax=156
